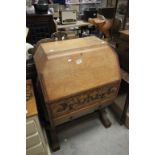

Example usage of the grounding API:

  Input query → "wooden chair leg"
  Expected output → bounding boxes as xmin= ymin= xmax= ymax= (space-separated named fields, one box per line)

xmin=98 ymin=108 xmax=111 ymax=128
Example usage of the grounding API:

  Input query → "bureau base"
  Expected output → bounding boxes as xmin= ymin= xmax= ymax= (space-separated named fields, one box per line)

xmin=36 ymin=80 xmax=116 ymax=152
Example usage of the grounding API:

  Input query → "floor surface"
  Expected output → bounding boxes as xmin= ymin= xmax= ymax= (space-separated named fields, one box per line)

xmin=46 ymin=109 xmax=129 ymax=155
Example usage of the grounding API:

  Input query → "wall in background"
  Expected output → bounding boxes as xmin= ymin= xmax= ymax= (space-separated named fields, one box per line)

xmin=26 ymin=0 xmax=107 ymax=12
xmin=79 ymin=0 xmax=107 ymax=15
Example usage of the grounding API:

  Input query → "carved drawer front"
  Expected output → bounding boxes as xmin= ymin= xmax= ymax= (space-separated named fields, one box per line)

xmin=26 ymin=143 xmax=45 ymax=155
xmin=26 ymin=132 xmax=41 ymax=149
xmin=51 ymin=82 xmax=119 ymax=118
xmin=26 ymin=120 xmax=37 ymax=136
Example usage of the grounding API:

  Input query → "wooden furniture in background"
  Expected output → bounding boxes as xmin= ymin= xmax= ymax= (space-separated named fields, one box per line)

xmin=110 ymin=69 xmax=129 ymax=128
xmin=34 ymin=36 xmax=121 ymax=151
xmin=120 ymin=69 xmax=129 ymax=126
xmin=116 ymin=29 xmax=129 ymax=72
xmin=26 ymin=80 xmax=38 ymax=117
xmin=26 ymin=13 xmax=56 ymax=45
xmin=110 ymin=30 xmax=129 ymax=128
xmin=26 ymin=80 xmax=49 ymax=155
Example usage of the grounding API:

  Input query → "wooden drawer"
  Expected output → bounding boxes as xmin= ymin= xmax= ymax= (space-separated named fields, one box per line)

xmin=53 ymin=97 xmax=114 ymax=126
xmin=26 ymin=132 xmax=41 ymax=149
xmin=26 ymin=143 xmax=45 ymax=155
xmin=26 ymin=120 xmax=37 ymax=136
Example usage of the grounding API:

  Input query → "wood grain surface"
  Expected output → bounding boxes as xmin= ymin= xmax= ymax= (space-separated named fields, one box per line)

xmin=34 ymin=36 xmax=121 ymax=102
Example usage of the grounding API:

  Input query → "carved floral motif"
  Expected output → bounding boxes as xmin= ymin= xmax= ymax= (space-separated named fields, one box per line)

xmin=51 ymin=83 xmax=119 ymax=117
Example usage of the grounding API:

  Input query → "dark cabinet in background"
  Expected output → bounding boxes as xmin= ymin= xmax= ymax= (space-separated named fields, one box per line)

xmin=26 ymin=13 xmax=56 ymax=45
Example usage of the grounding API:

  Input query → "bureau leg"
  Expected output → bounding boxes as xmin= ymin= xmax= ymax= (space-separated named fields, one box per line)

xmin=44 ymin=114 xmax=60 ymax=151
xmin=98 ymin=108 xmax=111 ymax=128
xmin=42 ymin=122 xmax=60 ymax=151
xmin=45 ymin=122 xmax=60 ymax=152
xmin=36 ymin=80 xmax=60 ymax=151
xmin=50 ymin=129 xmax=60 ymax=151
